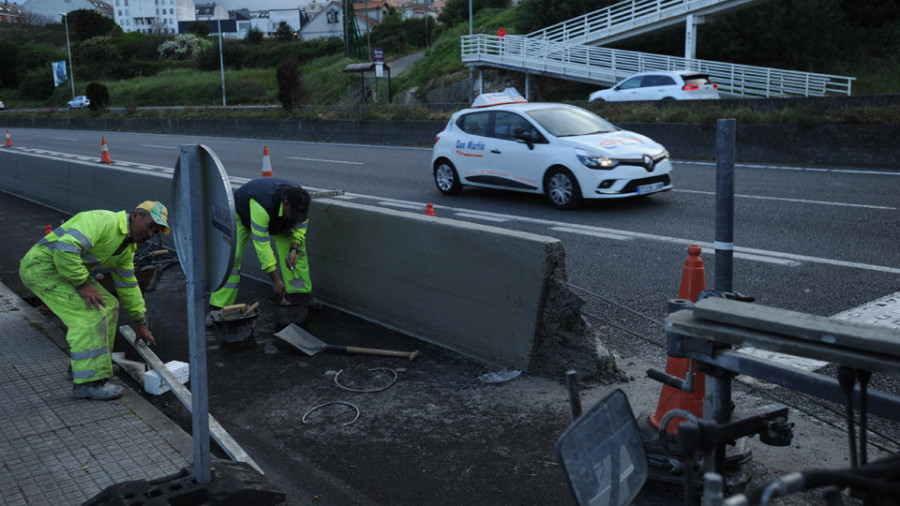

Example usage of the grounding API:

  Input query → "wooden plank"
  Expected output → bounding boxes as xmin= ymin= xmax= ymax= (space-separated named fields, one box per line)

xmin=666 ymin=311 xmax=900 ymax=375
xmin=692 ymin=298 xmax=900 ymax=356
xmin=120 ymin=326 xmax=263 ymax=475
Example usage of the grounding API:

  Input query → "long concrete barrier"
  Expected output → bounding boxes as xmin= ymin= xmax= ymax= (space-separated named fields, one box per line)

xmin=0 ymin=148 xmax=612 ymax=374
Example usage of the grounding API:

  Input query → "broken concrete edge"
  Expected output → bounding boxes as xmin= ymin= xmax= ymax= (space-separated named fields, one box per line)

xmin=530 ymin=241 xmax=623 ymax=385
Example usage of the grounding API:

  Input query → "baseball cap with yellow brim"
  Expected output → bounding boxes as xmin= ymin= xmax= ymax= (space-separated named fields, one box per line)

xmin=136 ymin=201 xmax=171 ymax=235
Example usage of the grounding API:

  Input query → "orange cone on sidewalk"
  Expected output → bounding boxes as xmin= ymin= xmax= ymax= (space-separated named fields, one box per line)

xmin=650 ymin=244 xmax=707 ymax=433
xmin=100 ymin=136 xmax=112 ymax=165
xmin=4 ymin=129 xmax=12 ymax=147
xmin=261 ymin=146 xmax=273 ymax=177
xmin=426 ymin=203 xmax=435 ymax=216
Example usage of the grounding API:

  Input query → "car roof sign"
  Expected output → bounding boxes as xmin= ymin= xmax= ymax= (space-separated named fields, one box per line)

xmin=471 ymin=87 xmax=527 ymax=108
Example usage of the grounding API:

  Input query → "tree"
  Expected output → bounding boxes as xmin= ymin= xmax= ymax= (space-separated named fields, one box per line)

xmin=245 ymin=27 xmax=264 ymax=44
xmin=439 ymin=0 xmax=510 ymax=27
xmin=274 ymin=21 xmax=294 ymax=41
xmin=85 ymin=82 xmax=110 ymax=112
xmin=79 ymin=36 xmax=123 ymax=78
xmin=513 ymin=0 xmax=604 ymax=33
xmin=158 ymin=34 xmax=209 ymax=60
xmin=276 ymin=57 xmax=304 ymax=110
xmin=66 ymin=9 xmax=122 ymax=42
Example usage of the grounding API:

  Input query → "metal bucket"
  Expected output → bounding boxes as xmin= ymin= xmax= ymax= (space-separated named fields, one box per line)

xmin=269 ymin=293 xmax=311 ymax=328
xmin=209 ymin=308 xmax=260 ymax=343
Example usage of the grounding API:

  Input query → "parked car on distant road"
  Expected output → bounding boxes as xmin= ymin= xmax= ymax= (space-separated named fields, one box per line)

xmin=67 ymin=95 xmax=90 ymax=109
xmin=431 ymin=89 xmax=673 ymax=209
xmin=0 ymin=99 xmax=5 ymax=110
xmin=589 ymin=71 xmax=719 ymax=102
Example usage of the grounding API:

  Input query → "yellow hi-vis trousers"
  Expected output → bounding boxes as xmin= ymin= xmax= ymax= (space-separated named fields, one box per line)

xmin=19 ymin=251 xmax=119 ymax=384
xmin=209 ymin=219 xmax=311 ymax=307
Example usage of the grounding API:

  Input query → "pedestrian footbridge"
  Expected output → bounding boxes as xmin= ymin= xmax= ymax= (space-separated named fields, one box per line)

xmin=462 ymin=0 xmax=855 ymax=98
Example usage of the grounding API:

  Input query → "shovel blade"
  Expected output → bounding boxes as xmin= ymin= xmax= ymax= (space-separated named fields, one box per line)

xmin=274 ymin=323 xmax=326 ymax=356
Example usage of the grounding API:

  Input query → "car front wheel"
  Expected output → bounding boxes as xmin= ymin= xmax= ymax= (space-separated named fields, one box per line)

xmin=434 ymin=159 xmax=462 ymax=196
xmin=545 ymin=167 xmax=582 ymax=209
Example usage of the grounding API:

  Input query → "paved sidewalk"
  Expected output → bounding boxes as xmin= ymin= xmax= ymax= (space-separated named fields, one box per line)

xmin=0 ymin=281 xmax=193 ymax=505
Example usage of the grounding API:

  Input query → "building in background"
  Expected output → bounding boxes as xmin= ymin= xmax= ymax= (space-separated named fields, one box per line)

xmin=112 ymin=0 xmax=195 ymax=34
xmin=21 ymin=0 xmax=112 ymax=24
xmin=0 ymin=1 xmax=26 ymax=24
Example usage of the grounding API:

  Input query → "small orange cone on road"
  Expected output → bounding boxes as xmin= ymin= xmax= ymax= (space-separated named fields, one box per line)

xmin=4 ymin=129 xmax=12 ymax=147
xmin=426 ymin=203 xmax=435 ymax=216
xmin=100 ymin=136 xmax=112 ymax=165
xmin=650 ymin=244 xmax=707 ymax=433
xmin=261 ymin=146 xmax=273 ymax=177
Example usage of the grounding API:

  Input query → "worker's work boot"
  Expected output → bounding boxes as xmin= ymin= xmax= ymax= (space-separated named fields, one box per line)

xmin=73 ymin=380 xmax=123 ymax=401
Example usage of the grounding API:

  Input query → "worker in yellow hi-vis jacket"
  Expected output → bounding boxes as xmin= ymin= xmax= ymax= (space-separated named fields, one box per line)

xmin=209 ymin=177 xmax=311 ymax=317
xmin=19 ymin=201 xmax=170 ymax=401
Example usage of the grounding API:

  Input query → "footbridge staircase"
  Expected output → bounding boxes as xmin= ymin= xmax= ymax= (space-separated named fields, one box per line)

xmin=462 ymin=0 xmax=855 ymax=98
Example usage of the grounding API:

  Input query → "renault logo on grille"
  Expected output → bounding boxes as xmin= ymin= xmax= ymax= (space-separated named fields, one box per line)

xmin=642 ymin=155 xmax=655 ymax=171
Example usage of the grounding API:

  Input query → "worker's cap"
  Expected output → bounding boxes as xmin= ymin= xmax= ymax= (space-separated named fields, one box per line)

xmin=136 ymin=200 xmax=171 ymax=235
xmin=285 ymin=187 xmax=310 ymax=223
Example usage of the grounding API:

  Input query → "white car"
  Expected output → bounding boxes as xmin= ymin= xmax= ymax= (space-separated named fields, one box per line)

xmin=67 ymin=95 xmax=90 ymax=109
xmin=431 ymin=90 xmax=672 ymax=209
xmin=0 ymin=99 xmax=4 ymax=109
xmin=589 ymin=71 xmax=719 ymax=102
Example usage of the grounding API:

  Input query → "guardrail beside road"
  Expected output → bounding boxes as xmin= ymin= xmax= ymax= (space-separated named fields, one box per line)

xmin=1 ymin=115 xmax=896 ymax=169
xmin=0 ymin=148 xmax=613 ymax=375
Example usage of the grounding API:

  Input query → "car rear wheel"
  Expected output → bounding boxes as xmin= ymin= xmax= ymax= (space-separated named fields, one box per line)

xmin=434 ymin=159 xmax=462 ymax=196
xmin=545 ymin=167 xmax=582 ymax=209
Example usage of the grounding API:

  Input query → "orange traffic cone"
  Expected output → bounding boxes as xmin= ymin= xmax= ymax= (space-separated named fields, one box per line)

xmin=426 ymin=203 xmax=435 ymax=216
xmin=4 ymin=129 xmax=12 ymax=147
xmin=650 ymin=244 xmax=707 ymax=433
xmin=100 ymin=136 xmax=112 ymax=165
xmin=44 ymin=225 xmax=53 ymax=236
xmin=261 ymin=146 xmax=273 ymax=177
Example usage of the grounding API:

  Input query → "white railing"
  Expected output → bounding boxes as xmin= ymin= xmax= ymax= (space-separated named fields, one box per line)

xmin=528 ymin=0 xmax=759 ymax=45
xmin=462 ymin=35 xmax=855 ymax=98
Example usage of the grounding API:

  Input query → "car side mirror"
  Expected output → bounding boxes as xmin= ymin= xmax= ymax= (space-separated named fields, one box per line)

xmin=514 ymin=128 xmax=535 ymax=150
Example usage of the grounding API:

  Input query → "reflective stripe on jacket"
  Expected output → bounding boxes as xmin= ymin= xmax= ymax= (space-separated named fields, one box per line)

xmin=31 ymin=210 xmax=146 ymax=322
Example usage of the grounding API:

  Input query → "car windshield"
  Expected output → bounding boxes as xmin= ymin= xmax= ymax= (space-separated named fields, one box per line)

xmin=525 ymin=107 xmax=618 ymax=137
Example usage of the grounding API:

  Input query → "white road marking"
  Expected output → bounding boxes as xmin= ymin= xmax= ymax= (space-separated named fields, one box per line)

xmin=143 ymin=144 xmax=178 ymax=150
xmin=378 ymin=201 xmax=424 ymax=211
xmin=288 ymin=157 xmax=364 ymax=165
xmin=684 ymin=161 xmax=900 ymax=177
xmin=551 ymin=226 xmax=632 ymax=241
xmin=674 ymin=188 xmax=896 ymax=211
xmin=455 ymin=213 xmax=510 ymax=223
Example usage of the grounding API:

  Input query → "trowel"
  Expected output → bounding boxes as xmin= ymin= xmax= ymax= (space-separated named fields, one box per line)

xmin=274 ymin=323 xmax=420 ymax=360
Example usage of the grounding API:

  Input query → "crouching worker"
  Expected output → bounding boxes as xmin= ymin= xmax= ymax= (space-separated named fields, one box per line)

xmin=19 ymin=201 xmax=170 ymax=400
xmin=209 ymin=177 xmax=312 ymax=322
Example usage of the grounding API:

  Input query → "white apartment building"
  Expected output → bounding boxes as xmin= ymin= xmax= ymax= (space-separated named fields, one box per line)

xmin=112 ymin=0 xmax=195 ymax=34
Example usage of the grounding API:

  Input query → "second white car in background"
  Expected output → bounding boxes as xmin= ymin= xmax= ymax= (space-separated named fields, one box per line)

xmin=589 ymin=71 xmax=719 ymax=102
xmin=431 ymin=91 xmax=673 ymax=209
xmin=67 ymin=95 xmax=90 ymax=109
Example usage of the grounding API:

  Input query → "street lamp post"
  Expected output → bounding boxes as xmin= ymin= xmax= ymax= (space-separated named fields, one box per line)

xmin=60 ymin=12 xmax=76 ymax=102
xmin=217 ymin=18 xmax=226 ymax=106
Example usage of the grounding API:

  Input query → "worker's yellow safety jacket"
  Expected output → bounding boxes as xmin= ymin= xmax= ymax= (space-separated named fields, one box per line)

xmin=30 ymin=210 xmax=147 ymax=323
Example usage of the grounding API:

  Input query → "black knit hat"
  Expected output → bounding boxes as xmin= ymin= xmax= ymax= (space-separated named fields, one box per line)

xmin=284 ymin=186 xmax=310 ymax=222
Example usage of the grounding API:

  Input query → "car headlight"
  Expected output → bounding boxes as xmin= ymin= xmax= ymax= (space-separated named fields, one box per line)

xmin=576 ymin=148 xmax=618 ymax=169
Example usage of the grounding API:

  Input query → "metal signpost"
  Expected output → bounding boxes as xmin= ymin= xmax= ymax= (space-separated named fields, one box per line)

xmin=172 ymin=145 xmax=236 ymax=484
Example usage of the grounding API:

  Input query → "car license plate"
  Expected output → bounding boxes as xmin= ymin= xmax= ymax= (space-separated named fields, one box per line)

xmin=637 ymin=182 xmax=664 ymax=194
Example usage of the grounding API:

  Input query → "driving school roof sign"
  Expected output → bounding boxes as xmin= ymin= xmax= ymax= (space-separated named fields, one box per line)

xmin=471 ymin=88 xmax=527 ymax=108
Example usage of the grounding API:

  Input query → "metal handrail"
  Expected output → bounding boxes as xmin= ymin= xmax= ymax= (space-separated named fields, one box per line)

xmin=528 ymin=0 xmax=761 ymax=45
xmin=462 ymin=34 xmax=855 ymax=98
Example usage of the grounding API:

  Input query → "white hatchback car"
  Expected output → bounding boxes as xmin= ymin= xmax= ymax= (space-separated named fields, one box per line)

xmin=589 ymin=71 xmax=719 ymax=102
xmin=67 ymin=95 xmax=90 ymax=109
xmin=431 ymin=91 xmax=673 ymax=209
